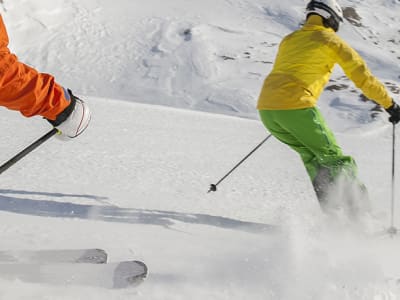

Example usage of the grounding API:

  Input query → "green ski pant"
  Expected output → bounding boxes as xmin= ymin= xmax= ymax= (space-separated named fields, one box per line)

xmin=259 ymin=108 xmax=358 ymax=182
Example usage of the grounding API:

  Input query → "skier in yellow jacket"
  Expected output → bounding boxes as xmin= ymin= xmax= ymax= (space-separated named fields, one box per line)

xmin=257 ymin=0 xmax=400 ymax=212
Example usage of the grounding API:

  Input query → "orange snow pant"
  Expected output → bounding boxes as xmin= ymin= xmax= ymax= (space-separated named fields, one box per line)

xmin=0 ymin=15 xmax=69 ymax=120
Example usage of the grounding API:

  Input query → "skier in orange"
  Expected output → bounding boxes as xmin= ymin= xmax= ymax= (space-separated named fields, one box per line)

xmin=0 ymin=15 xmax=90 ymax=138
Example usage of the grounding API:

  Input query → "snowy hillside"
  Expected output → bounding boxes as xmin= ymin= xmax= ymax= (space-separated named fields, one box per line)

xmin=2 ymin=0 xmax=400 ymax=123
xmin=0 ymin=0 xmax=400 ymax=299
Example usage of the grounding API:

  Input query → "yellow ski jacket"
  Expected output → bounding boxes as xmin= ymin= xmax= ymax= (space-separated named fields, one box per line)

xmin=257 ymin=15 xmax=393 ymax=110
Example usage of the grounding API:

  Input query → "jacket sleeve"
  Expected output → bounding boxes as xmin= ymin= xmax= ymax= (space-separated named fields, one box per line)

xmin=331 ymin=36 xmax=393 ymax=109
xmin=0 ymin=15 xmax=70 ymax=120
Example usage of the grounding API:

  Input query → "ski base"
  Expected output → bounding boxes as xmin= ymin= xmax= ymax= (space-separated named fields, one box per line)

xmin=0 ymin=248 xmax=107 ymax=264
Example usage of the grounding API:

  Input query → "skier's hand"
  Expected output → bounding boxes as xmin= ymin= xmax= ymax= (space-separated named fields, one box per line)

xmin=386 ymin=101 xmax=400 ymax=124
xmin=46 ymin=89 xmax=91 ymax=140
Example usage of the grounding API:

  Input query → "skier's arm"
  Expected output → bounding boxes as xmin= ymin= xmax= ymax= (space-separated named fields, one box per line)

xmin=0 ymin=15 xmax=70 ymax=120
xmin=333 ymin=37 xmax=393 ymax=109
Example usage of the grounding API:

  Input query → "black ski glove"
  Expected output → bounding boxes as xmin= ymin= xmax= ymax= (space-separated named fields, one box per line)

xmin=386 ymin=101 xmax=400 ymax=124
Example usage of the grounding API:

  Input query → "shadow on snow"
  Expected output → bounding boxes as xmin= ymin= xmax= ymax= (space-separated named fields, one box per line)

xmin=0 ymin=189 xmax=274 ymax=234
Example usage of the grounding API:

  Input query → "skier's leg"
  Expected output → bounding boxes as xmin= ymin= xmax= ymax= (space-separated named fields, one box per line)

xmin=259 ymin=108 xmax=368 ymax=211
xmin=287 ymin=108 xmax=370 ymax=213
xmin=259 ymin=108 xmax=354 ymax=178
xmin=259 ymin=110 xmax=319 ymax=178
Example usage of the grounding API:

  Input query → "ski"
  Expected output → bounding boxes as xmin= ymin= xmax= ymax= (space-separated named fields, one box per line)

xmin=0 ymin=248 xmax=107 ymax=264
xmin=0 ymin=260 xmax=147 ymax=289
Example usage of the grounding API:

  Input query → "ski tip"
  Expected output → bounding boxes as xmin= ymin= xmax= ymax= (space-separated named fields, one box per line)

xmin=113 ymin=260 xmax=148 ymax=289
xmin=133 ymin=260 xmax=148 ymax=277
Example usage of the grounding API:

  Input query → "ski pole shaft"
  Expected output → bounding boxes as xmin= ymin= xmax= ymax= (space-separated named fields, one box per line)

xmin=388 ymin=123 xmax=398 ymax=235
xmin=0 ymin=128 xmax=59 ymax=175
xmin=208 ymin=134 xmax=272 ymax=193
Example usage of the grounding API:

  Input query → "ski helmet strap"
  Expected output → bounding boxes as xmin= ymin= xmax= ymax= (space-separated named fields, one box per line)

xmin=323 ymin=16 xmax=340 ymax=32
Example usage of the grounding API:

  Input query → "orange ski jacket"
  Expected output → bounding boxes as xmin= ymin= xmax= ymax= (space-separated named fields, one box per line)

xmin=257 ymin=15 xmax=393 ymax=110
xmin=0 ymin=15 xmax=69 ymax=120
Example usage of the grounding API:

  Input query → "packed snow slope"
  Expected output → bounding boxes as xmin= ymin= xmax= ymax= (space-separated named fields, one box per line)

xmin=0 ymin=0 xmax=400 ymax=299
xmin=1 ymin=98 xmax=400 ymax=300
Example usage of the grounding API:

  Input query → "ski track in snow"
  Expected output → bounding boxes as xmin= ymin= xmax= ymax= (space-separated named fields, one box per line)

xmin=0 ymin=0 xmax=399 ymax=299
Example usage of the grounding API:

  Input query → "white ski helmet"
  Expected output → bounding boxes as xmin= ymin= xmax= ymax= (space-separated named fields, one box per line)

xmin=306 ymin=0 xmax=344 ymax=31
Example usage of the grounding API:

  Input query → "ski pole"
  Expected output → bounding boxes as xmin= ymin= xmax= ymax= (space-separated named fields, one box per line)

xmin=208 ymin=134 xmax=272 ymax=193
xmin=0 ymin=128 xmax=59 ymax=175
xmin=388 ymin=123 xmax=398 ymax=236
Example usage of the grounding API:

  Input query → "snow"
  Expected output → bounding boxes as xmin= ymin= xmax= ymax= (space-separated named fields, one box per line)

xmin=0 ymin=0 xmax=400 ymax=299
